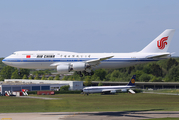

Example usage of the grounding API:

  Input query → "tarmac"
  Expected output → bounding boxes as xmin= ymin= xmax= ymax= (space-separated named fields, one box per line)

xmin=1 ymin=111 xmax=179 ymax=120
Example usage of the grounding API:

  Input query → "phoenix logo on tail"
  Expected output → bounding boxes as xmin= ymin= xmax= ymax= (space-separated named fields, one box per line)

xmin=157 ymin=36 xmax=168 ymax=49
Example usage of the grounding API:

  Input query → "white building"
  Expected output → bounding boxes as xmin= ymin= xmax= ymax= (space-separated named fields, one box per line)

xmin=0 ymin=79 xmax=83 ymax=95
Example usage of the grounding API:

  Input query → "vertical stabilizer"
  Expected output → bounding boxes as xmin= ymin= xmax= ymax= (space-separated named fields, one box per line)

xmin=140 ymin=29 xmax=175 ymax=53
xmin=127 ymin=75 xmax=136 ymax=86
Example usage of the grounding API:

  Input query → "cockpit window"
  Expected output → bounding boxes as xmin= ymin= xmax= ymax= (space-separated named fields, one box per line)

xmin=12 ymin=53 xmax=16 ymax=55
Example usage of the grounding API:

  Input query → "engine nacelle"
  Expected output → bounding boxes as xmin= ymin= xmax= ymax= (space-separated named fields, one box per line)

xmin=57 ymin=64 xmax=70 ymax=73
xmin=71 ymin=62 xmax=86 ymax=71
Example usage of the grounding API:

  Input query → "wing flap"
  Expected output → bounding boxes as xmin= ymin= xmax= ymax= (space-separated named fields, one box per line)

xmin=86 ymin=56 xmax=113 ymax=66
xmin=50 ymin=56 xmax=113 ymax=67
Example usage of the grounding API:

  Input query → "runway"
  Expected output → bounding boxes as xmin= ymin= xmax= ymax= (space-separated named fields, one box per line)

xmin=1 ymin=111 xmax=179 ymax=120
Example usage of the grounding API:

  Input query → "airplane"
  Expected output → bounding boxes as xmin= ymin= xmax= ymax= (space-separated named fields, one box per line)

xmin=2 ymin=29 xmax=175 ymax=77
xmin=82 ymin=75 xmax=136 ymax=95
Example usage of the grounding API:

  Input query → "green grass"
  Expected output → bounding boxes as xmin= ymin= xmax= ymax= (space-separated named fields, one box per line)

xmin=0 ymin=93 xmax=179 ymax=113
xmin=144 ymin=89 xmax=179 ymax=94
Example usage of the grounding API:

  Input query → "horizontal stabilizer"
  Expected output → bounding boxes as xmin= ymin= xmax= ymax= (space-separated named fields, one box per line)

xmin=146 ymin=53 xmax=170 ymax=59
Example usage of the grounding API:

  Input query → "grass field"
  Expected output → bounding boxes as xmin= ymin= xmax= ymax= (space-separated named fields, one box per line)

xmin=144 ymin=89 xmax=179 ymax=94
xmin=0 ymin=93 xmax=179 ymax=113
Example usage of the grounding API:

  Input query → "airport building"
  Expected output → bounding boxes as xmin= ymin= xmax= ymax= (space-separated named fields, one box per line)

xmin=0 ymin=79 xmax=83 ymax=95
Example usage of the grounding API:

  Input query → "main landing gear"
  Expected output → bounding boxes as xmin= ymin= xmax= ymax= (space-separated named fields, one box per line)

xmin=18 ymin=69 xmax=21 ymax=75
xmin=77 ymin=71 xmax=94 ymax=77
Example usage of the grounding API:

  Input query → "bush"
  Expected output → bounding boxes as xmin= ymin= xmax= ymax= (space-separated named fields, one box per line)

xmin=133 ymin=89 xmax=143 ymax=93
xmin=54 ymin=90 xmax=81 ymax=94
xmin=60 ymin=85 xmax=70 ymax=91
xmin=27 ymin=91 xmax=37 ymax=94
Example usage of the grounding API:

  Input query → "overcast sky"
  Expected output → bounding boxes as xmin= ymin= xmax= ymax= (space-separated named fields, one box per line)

xmin=0 ymin=0 xmax=179 ymax=57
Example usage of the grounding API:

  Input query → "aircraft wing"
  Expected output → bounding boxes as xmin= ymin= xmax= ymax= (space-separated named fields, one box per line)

xmin=86 ymin=56 xmax=114 ymax=66
xmin=102 ymin=89 xmax=120 ymax=93
xmin=50 ymin=62 xmax=69 ymax=67
xmin=50 ymin=56 xmax=114 ymax=67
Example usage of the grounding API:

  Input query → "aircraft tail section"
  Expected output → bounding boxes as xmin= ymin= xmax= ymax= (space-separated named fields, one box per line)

xmin=140 ymin=29 xmax=175 ymax=53
xmin=127 ymin=75 xmax=136 ymax=86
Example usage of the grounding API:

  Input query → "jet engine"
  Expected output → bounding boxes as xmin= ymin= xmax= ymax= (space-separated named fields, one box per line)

xmin=71 ymin=62 xmax=86 ymax=71
xmin=56 ymin=62 xmax=90 ymax=74
xmin=57 ymin=64 xmax=70 ymax=73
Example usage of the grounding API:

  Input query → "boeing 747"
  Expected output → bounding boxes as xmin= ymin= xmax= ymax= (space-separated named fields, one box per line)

xmin=2 ymin=29 xmax=175 ymax=77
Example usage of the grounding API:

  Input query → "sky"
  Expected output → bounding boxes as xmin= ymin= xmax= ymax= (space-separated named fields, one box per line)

xmin=0 ymin=0 xmax=179 ymax=57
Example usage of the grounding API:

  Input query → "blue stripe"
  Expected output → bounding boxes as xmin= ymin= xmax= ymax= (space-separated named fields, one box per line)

xmin=2 ymin=58 xmax=158 ymax=63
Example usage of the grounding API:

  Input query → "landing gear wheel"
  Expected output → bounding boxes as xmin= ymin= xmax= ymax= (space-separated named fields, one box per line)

xmin=80 ymin=74 xmax=83 ymax=77
xmin=85 ymin=72 xmax=88 ymax=76
xmin=18 ymin=72 xmax=21 ymax=75
xmin=88 ymin=72 xmax=92 ymax=76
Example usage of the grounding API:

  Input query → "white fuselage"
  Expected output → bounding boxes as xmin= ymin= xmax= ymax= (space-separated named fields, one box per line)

xmin=2 ymin=51 xmax=168 ymax=70
xmin=2 ymin=29 xmax=175 ymax=74
xmin=83 ymin=85 xmax=134 ymax=93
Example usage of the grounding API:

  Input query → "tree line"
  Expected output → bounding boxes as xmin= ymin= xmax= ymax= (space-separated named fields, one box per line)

xmin=0 ymin=58 xmax=179 ymax=83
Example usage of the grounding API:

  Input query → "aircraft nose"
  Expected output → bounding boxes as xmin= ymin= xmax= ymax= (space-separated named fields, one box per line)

xmin=2 ymin=58 xmax=6 ymax=63
xmin=2 ymin=58 xmax=10 ymax=65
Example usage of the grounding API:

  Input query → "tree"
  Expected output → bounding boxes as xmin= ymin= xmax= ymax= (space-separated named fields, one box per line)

xmin=11 ymin=70 xmax=21 ymax=79
xmin=150 ymin=77 xmax=163 ymax=82
xmin=139 ymin=74 xmax=151 ymax=82
xmin=149 ymin=63 xmax=163 ymax=77
xmin=54 ymin=75 xmax=60 ymax=80
xmin=41 ymin=75 xmax=47 ymax=80
xmin=94 ymin=69 xmax=107 ymax=80
xmin=143 ymin=64 xmax=152 ymax=74
xmin=62 ymin=76 xmax=68 ymax=80
xmin=98 ymin=82 xmax=103 ymax=86
xmin=34 ymin=73 xmax=40 ymax=80
xmin=128 ymin=66 xmax=135 ymax=74
xmin=83 ymin=76 xmax=92 ymax=86
xmin=48 ymin=76 xmax=53 ymax=80
xmin=0 ymin=66 xmax=16 ymax=81
xmin=111 ymin=70 xmax=120 ymax=78
xmin=19 ymin=68 xmax=30 ymax=78
xmin=22 ymin=75 xmax=28 ymax=79
xmin=165 ymin=65 xmax=179 ymax=82
xmin=28 ymin=76 xmax=33 ymax=79
xmin=135 ymin=70 xmax=143 ymax=81
xmin=166 ymin=58 xmax=178 ymax=70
